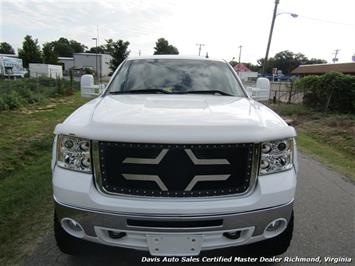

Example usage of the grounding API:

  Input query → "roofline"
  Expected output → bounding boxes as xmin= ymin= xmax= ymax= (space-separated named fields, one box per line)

xmin=295 ymin=62 xmax=355 ymax=68
xmin=74 ymin=53 xmax=111 ymax=56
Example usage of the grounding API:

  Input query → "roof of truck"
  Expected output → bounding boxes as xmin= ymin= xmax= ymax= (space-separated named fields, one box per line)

xmin=126 ymin=55 xmax=226 ymax=62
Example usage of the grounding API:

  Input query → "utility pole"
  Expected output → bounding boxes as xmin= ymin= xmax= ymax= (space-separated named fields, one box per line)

xmin=262 ymin=0 xmax=280 ymax=75
xmin=196 ymin=43 xmax=205 ymax=56
xmin=92 ymin=37 xmax=98 ymax=81
xmin=238 ymin=45 xmax=243 ymax=64
xmin=332 ymin=49 xmax=340 ymax=63
xmin=97 ymin=25 xmax=102 ymax=85
xmin=139 ymin=50 xmax=141 ymax=56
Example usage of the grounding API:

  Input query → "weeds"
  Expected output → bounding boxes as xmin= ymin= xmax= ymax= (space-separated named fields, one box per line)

xmin=0 ymin=77 xmax=78 ymax=110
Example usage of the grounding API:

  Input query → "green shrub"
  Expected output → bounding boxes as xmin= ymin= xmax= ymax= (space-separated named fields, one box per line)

xmin=295 ymin=72 xmax=355 ymax=113
xmin=0 ymin=77 xmax=79 ymax=111
xmin=0 ymin=96 xmax=9 ymax=110
xmin=3 ymin=91 xmax=24 ymax=109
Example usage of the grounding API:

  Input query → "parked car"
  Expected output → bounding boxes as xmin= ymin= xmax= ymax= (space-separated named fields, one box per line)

xmin=52 ymin=55 xmax=297 ymax=256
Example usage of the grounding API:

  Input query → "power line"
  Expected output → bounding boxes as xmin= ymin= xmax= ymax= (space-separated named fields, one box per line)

xmin=299 ymin=15 xmax=355 ymax=27
xmin=278 ymin=10 xmax=355 ymax=26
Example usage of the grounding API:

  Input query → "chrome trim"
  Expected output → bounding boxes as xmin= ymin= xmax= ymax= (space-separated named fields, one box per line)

xmin=122 ymin=174 xmax=168 ymax=191
xmin=184 ymin=149 xmax=230 ymax=165
xmin=92 ymin=141 xmax=261 ymax=199
xmin=184 ymin=175 xmax=230 ymax=191
xmin=123 ymin=149 xmax=168 ymax=164
xmin=54 ymin=198 xmax=293 ymax=237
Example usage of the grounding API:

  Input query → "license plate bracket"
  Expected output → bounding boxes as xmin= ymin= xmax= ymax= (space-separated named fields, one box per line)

xmin=147 ymin=234 xmax=202 ymax=256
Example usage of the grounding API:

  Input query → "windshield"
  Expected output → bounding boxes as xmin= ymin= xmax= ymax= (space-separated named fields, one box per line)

xmin=108 ymin=59 xmax=245 ymax=97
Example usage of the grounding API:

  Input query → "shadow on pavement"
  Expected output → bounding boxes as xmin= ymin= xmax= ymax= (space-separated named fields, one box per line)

xmin=65 ymin=242 xmax=276 ymax=266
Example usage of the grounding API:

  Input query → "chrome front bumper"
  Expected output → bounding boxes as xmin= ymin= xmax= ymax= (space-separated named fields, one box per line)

xmin=55 ymin=199 xmax=293 ymax=253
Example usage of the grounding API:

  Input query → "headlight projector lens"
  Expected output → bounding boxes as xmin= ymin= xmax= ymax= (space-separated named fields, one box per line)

xmin=259 ymin=138 xmax=293 ymax=175
xmin=57 ymin=135 xmax=91 ymax=173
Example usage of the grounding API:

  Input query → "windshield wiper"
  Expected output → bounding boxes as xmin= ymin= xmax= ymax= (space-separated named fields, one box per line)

xmin=110 ymin=89 xmax=172 ymax=94
xmin=183 ymin=90 xmax=234 ymax=96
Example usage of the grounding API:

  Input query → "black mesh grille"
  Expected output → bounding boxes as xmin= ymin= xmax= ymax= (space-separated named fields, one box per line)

xmin=98 ymin=142 xmax=254 ymax=197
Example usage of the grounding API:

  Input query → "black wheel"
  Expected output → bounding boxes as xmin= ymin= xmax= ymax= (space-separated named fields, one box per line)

xmin=54 ymin=211 xmax=86 ymax=255
xmin=247 ymin=211 xmax=294 ymax=257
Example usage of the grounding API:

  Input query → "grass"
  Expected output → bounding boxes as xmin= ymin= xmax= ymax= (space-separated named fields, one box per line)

xmin=269 ymin=103 xmax=355 ymax=181
xmin=0 ymin=92 xmax=88 ymax=265
xmin=297 ymin=131 xmax=355 ymax=180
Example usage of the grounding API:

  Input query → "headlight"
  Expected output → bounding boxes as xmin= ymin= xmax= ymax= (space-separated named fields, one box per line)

xmin=56 ymin=134 xmax=91 ymax=173
xmin=259 ymin=138 xmax=293 ymax=175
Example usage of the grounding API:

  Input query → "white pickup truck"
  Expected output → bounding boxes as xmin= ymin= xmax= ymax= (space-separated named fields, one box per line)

xmin=52 ymin=55 xmax=297 ymax=257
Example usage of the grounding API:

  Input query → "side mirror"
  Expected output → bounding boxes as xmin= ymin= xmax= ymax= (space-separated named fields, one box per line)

xmin=80 ymin=74 xmax=103 ymax=97
xmin=247 ymin=77 xmax=270 ymax=101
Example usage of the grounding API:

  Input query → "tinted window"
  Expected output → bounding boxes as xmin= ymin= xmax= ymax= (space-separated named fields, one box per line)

xmin=108 ymin=59 xmax=245 ymax=96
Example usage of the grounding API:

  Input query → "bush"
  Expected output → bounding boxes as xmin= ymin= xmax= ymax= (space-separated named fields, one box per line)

xmin=0 ymin=77 xmax=79 ymax=111
xmin=295 ymin=72 xmax=355 ymax=113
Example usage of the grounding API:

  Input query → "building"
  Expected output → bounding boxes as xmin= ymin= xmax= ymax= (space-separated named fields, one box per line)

xmin=73 ymin=53 xmax=112 ymax=77
xmin=58 ymin=57 xmax=74 ymax=73
xmin=233 ymin=63 xmax=258 ymax=82
xmin=291 ymin=62 xmax=355 ymax=76
xmin=29 ymin=64 xmax=63 ymax=78
xmin=0 ymin=53 xmax=18 ymax=58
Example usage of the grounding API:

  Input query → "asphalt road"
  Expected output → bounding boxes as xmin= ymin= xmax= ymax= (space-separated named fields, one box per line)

xmin=23 ymin=153 xmax=355 ymax=265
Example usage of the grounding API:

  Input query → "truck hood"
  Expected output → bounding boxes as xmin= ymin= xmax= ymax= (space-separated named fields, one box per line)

xmin=54 ymin=95 xmax=296 ymax=143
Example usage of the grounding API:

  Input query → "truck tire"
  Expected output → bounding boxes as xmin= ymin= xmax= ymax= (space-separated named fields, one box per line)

xmin=247 ymin=211 xmax=294 ymax=257
xmin=54 ymin=211 xmax=85 ymax=255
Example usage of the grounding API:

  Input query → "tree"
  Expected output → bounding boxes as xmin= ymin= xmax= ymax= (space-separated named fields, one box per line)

xmin=18 ymin=35 xmax=42 ymax=68
xmin=42 ymin=42 xmax=58 ymax=64
xmin=87 ymin=46 xmax=106 ymax=54
xmin=257 ymin=50 xmax=327 ymax=75
xmin=69 ymin=40 xmax=87 ymax=53
xmin=307 ymin=58 xmax=327 ymax=65
xmin=153 ymin=38 xmax=179 ymax=55
xmin=105 ymin=39 xmax=130 ymax=72
xmin=51 ymin=38 xmax=87 ymax=57
xmin=257 ymin=57 xmax=276 ymax=74
xmin=0 ymin=42 xmax=15 ymax=54
xmin=52 ymin=38 xmax=73 ymax=57
xmin=243 ymin=62 xmax=261 ymax=72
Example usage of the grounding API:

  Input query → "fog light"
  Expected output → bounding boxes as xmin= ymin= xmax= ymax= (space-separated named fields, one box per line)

xmin=108 ymin=230 xmax=126 ymax=239
xmin=223 ymin=230 xmax=241 ymax=240
xmin=61 ymin=218 xmax=85 ymax=238
xmin=264 ymin=218 xmax=287 ymax=238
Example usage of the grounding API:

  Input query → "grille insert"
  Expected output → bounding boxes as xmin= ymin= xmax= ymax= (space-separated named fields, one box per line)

xmin=95 ymin=142 xmax=256 ymax=197
xmin=127 ymin=219 xmax=223 ymax=228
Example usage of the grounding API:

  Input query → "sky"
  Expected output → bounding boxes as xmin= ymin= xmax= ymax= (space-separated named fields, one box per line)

xmin=1 ymin=0 xmax=354 ymax=64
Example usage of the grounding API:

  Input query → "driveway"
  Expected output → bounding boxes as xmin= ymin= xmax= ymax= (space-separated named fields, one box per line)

xmin=23 ymin=153 xmax=355 ymax=265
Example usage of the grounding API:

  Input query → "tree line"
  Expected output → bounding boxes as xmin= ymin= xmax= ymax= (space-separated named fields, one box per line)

xmin=230 ymin=50 xmax=327 ymax=75
xmin=1 ymin=37 xmax=327 ymax=75
xmin=0 ymin=36 xmax=179 ymax=72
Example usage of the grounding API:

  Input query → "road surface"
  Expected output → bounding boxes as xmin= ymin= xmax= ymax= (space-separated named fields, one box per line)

xmin=23 ymin=153 xmax=355 ymax=265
